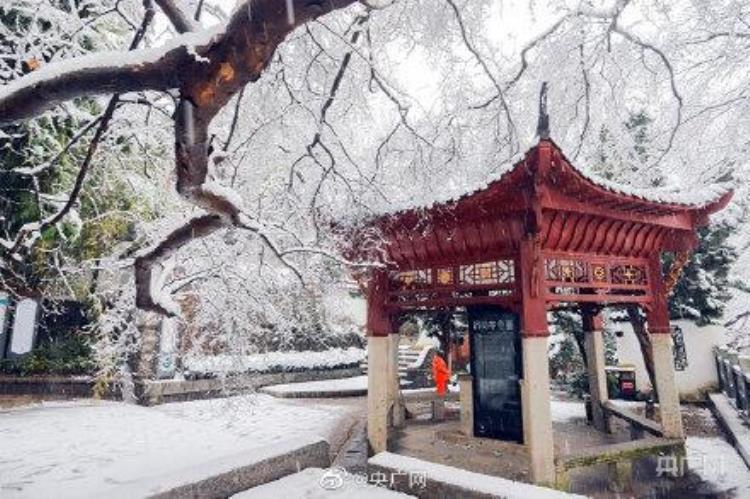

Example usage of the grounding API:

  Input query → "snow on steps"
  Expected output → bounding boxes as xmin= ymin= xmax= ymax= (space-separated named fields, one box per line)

xmin=260 ymin=375 xmax=413 ymax=399
xmin=361 ymin=345 xmax=434 ymax=377
xmin=368 ymin=452 xmax=586 ymax=499
xmin=103 ymin=436 xmax=330 ymax=499
xmin=708 ymin=392 xmax=750 ymax=469
xmin=261 ymin=375 xmax=368 ymax=398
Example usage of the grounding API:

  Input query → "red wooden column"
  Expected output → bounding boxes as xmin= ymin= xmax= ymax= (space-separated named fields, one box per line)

xmin=366 ymin=269 xmax=391 ymax=338
xmin=366 ymin=269 xmax=394 ymax=453
xmin=518 ymin=237 xmax=555 ymax=484
xmin=646 ymin=255 xmax=685 ymax=438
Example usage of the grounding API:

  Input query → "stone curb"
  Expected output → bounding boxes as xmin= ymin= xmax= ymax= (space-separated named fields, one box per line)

xmin=102 ymin=437 xmax=330 ymax=499
xmin=259 ymin=386 xmax=367 ymax=398
xmin=368 ymin=451 xmax=585 ymax=499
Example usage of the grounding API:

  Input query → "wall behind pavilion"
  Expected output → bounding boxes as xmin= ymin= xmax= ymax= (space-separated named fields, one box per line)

xmin=613 ymin=320 xmax=729 ymax=401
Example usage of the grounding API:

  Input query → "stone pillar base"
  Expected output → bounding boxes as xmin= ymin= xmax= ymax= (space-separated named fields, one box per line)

xmin=521 ymin=335 xmax=555 ymax=485
xmin=651 ymin=333 xmax=684 ymax=439
xmin=431 ymin=398 xmax=446 ymax=421
xmin=387 ymin=334 xmax=404 ymax=427
xmin=458 ymin=374 xmax=474 ymax=436
xmin=368 ymin=336 xmax=390 ymax=454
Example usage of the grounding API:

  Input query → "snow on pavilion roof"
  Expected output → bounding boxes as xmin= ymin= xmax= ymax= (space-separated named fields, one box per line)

xmin=340 ymin=139 xmax=733 ymax=268
xmin=367 ymin=139 xmax=732 ymax=221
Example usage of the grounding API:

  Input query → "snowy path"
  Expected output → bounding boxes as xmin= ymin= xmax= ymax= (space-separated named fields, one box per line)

xmin=0 ymin=395 xmax=361 ymax=498
xmin=686 ymin=437 xmax=750 ymax=497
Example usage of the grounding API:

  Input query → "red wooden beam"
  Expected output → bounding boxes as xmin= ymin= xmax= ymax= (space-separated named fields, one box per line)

xmin=387 ymin=295 xmax=517 ymax=311
xmin=540 ymin=190 xmax=694 ymax=230
xmin=545 ymin=293 xmax=652 ymax=304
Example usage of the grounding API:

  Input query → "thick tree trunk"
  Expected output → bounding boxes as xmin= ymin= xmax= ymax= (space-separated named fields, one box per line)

xmin=573 ymin=326 xmax=588 ymax=368
xmin=0 ymin=0 xmax=360 ymax=315
xmin=626 ymin=304 xmax=657 ymax=399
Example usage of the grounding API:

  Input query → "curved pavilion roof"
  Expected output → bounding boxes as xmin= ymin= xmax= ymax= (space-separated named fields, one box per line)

xmin=345 ymin=139 xmax=732 ymax=270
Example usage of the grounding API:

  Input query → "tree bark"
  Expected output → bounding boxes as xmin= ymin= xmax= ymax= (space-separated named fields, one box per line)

xmin=626 ymin=304 xmax=657 ymax=399
xmin=0 ymin=0 xmax=358 ymax=125
xmin=0 ymin=0 xmax=360 ymax=315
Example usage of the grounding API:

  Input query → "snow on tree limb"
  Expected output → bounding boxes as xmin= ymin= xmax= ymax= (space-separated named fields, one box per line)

xmin=0 ymin=0 xmax=360 ymax=314
xmin=0 ymin=0 xmax=358 ymax=125
xmin=0 ymin=33 xmax=202 ymax=126
xmin=134 ymin=214 xmax=225 ymax=315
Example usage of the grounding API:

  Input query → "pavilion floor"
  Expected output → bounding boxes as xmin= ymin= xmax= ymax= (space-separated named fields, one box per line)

xmin=390 ymin=399 xmax=728 ymax=498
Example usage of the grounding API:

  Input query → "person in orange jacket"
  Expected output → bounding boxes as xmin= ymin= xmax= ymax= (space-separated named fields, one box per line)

xmin=431 ymin=351 xmax=451 ymax=396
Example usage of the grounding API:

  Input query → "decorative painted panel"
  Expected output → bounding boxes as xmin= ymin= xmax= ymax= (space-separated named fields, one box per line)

xmin=436 ymin=267 xmax=454 ymax=286
xmin=545 ymin=258 xmax=588 ymax=283
xmin=610 ymin=264 xmax=647 ymax=286
xmin=392 ymin=269 xmax=431 ymax=288
xmin=543 ymin=255 xmax=648 ymax=289
xmin=459 ymin=260 xmax=515 ymax=286
xmin=591 ymin=263 xmax=608 ymax=283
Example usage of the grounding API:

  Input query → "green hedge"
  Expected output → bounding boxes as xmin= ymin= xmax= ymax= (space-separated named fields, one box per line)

xmin=0 ymin=335 xmax=95 ymax=376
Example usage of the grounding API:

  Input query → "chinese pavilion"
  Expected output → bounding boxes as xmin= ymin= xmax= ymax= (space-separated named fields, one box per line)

xmin=342 ymin=137 xmax=732 ymax=485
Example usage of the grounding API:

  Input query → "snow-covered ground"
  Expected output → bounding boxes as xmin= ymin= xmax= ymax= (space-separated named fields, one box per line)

xmin=686 ymin=437 xmax=750 ymax=497
xmin=233 ymin=467 xmax=414 ymax=498
xmin=0 ymin=395 xmax=360 ymax=498
xmin=154 ymin=393 xmax=360 ymax=444
xmin=550 ymin=399 xmax=587 ymax=422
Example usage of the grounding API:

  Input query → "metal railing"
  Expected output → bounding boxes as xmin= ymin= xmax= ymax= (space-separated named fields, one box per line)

xmin=714 ymin=347 xmax=750 ymax=420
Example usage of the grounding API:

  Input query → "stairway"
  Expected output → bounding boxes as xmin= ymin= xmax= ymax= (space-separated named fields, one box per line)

xmin=361 ymin=344 xmax=431 ymax=381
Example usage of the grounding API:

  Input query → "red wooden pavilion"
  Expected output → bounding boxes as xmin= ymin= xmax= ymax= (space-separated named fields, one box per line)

xmin=342 ymin=138 xmax=732 ymax=484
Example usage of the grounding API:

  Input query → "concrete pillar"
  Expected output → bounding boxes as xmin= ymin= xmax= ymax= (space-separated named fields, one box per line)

xmin=521 ymin=335 xmax=556 ymax=485
xmin=387 ymin=333 xmax=405 ymax=427
xmin=518 ymin=235 xmax=555 ymax=485
xmin=431 ymin=398 xmax=446 ymax=421
xmin=368 ymin=335 xmax=390 ymax=454
xmin=0 ymin=292 xmax=10 ymax=359
xmin=458 ymin=373 xmax=474 ymax=436
xmin=650 ymin=333 xmax=684 ymax=439
xmin=583 ymin=313 xmax=609 ymax=432
xmin=645 ymin=255 xmax=684 ymax=439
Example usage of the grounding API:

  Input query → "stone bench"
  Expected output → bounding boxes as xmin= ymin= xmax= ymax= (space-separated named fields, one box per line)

xmin=601 ymin=400 xmax=663 ymax=439
xmin=554 ymin=437 xmax=684 ymax=492
xmin=402 ymin=389 xmax=459 ymax=421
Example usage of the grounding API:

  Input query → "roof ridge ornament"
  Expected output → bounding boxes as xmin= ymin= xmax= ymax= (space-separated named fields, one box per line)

xmin=536 ymin=82 xmax=550 ymax=140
